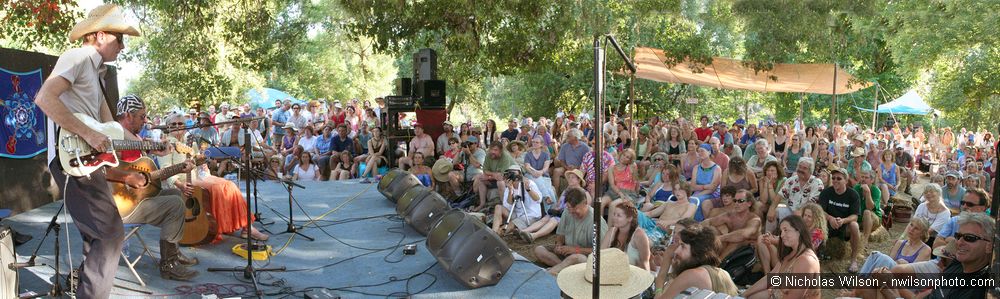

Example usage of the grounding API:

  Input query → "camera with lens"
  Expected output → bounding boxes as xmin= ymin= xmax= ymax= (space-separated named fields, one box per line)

xmin=462 ymin=141 xmax=475 ymax=148
xmin=503 ymin=169 xmax=523 ymax=181
xmin=637 ymin=187 xmax=648 ymax=198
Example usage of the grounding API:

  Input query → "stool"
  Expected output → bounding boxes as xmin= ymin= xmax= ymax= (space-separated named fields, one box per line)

xmin=120 ymin=224 xmax=157 ymax=286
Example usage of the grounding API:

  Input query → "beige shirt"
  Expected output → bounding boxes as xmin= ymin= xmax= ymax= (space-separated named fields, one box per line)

xmin=157 ymin=135 xmax=192 ymax=189
xmin=51 ymin=46 xmax=107 ymax=119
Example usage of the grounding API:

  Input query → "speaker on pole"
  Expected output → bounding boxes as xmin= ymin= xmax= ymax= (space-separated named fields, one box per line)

xmin=427 ymin=210 xmax=513 ymax=289
xmin=377 ymin=169 xmax=422 ymax=203
xmin=412 ymin=48 xmax=437 ymax=82
xmin=395 ymin=186 xmax=450 ymax=235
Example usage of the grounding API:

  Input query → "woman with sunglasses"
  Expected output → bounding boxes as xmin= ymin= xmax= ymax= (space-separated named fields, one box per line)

xmin=811 ymin=138 xmax=834 ymax=174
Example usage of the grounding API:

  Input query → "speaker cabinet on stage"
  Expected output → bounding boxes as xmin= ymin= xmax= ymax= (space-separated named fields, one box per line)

xmin=427 ymin=210 xmax=513 ymax=289
xmin=377 ymin=169 xmax=422 ymax=203
xmin=414 ymin=80 xmax=446 ymax=108
xmin=395 ymin=186 xmax=450 ymax=235
xmin=385 ymin=96 xmax=415 ymax=110
xmin=395 ymin=78 xmax=412 ymax=96
xmin=413 ymin=48 xmax=437 ymax=82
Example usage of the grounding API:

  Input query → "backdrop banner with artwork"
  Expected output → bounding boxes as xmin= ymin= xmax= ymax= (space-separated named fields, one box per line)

xmin=0 ymin=67 xmax=47 ymax=158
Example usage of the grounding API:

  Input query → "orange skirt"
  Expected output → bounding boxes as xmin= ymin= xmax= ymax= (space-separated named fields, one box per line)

xmin=194 ymin=175 xmax=255 ymax=242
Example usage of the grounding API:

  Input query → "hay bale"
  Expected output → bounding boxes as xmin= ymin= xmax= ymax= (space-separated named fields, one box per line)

xmin=868 ymin=225 xmax=890 ymax=243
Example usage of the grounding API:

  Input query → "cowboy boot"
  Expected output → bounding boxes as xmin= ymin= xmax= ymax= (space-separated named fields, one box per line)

xmin=159 ymin=240 xmax=198 ymax=281
xmin=176 ymin=248 xmax=199 ymax=266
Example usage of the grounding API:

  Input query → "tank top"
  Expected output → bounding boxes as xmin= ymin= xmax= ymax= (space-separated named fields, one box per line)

xmin=637 ymin=142 xmax=648 ymax=158
xmin=681 ymin=156 xmax=697 ymax=180
xmin=651 ymin=185 xmax=673 ymax=202
xmin=785 ymin=147 xmax=805 ymax=173
xmin=881 ymin=163 xmax=898 ymax=186
xmin=626 ymin=241 xmax=640 ymax=266
xmin=774 ymin=139 xmax=787 ymax=153
xmin=614 ymin=164 xmax=638 ymax=190
xmin=725 ymin=173 xmax=752 ymax=191
xmin=893 ymin=240 xmax=927 ymax=263
xmin=696 ymin=164 xmax=718 ymax=186
xmin=667 ymin=142 xmax=682 ymax=166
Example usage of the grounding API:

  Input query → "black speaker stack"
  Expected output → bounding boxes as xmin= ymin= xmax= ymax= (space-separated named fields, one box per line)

xmin=392 ymin=48 xmax=446 ymax=109
xmin=377 ymin=169 xmax=514 ymax=289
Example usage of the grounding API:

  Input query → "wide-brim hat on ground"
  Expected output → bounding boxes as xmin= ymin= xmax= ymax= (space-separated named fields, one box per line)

xmin=932 ymin=239 xmax=957 ymax=260
xmin=432 ymin=159 xmax=452 ymax=182
xmin=69 ymin=4 xmax=141 ymax=41
xmin=557 ymin=248 xmax=653 ymax=299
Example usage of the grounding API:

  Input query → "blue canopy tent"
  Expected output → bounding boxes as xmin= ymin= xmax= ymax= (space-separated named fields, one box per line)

xmin=854 ymin=90 xmax=933 ymax=115
xmin=246 ymin=87 xmax=305 ymax=109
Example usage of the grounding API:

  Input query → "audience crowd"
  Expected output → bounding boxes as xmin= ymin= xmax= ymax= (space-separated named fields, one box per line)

xmin=143 ymin=98 xmax=997 ymax=298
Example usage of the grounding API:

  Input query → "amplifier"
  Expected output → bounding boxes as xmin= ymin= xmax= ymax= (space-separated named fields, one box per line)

xmin=395 ymin=78 xmax=412 ymax=96
xmin=414 ymin=80 xmax=446 ymax=108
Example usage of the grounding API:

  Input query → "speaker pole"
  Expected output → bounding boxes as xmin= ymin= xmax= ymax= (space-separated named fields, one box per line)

xmin=991 ymin=123 xmax=999 ymax=298
xmin=591 ymin=35 xmax=604 ymax=298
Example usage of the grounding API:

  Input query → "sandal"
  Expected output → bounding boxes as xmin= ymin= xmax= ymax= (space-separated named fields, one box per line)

xmin=518 ymin=230 xmax=535 ymax=243
xmin=241 ymin=229 xmax=270 ymax=242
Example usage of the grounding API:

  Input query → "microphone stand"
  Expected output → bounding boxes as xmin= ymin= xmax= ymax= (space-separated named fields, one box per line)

xmin=274 ymin=177 xmax=313 ymax=241
xmin=197 ymin=132 xmax=274 ymax=229
xmin=10 ymin=202 xmax=66 ymax=297
xmin=207 ymin=130 xmax=285 ymax=298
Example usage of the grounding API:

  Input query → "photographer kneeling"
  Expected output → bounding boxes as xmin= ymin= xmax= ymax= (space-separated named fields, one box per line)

xmin=492 ymin=165 xmax=544 ymax=236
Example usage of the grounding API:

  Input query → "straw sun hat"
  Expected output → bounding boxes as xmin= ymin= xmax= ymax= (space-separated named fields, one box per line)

xmin=556 ymin=248 xmax=653 ymax=299
xmin=69 ymin=4 xmax=141 ymax=41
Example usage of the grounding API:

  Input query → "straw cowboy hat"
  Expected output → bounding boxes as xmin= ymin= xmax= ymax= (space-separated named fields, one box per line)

xmin=557 ymin=248 xmax=653 ymax=299
xmin=69 ymin=4 xmax=141 ymax=41
xmin=564 ymin=169 xmax=585 ymax=183
xmin=506 ymin=140 xmax=526 ymax=153
xmin=432 ymin=159 xmax=453 ymax=182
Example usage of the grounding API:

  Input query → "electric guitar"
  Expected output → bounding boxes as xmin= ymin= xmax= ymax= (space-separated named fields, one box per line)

xmin=58 ymin=113 xmax=166 ymax=177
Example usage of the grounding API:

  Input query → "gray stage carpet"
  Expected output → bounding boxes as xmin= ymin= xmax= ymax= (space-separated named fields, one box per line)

xmin=3 ymin=179 xmax=556 ymax=298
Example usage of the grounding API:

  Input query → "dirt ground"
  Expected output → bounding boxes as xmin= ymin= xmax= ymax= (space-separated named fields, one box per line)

xmin=502 ymin=176 xmax=930 ymax=297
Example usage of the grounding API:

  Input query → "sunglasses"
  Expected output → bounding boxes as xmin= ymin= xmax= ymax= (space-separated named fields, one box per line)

xmin=831 ymin=176 xmax=845 ymax=181
xmin=961 ymin=201 xmax=982 ymax=207
xmin=653 ymin=158 xmax=664 ymax=161
xmin=954 ymin=232 xmax=989 ymax=243
xmin=168 ymin=122 xmax=185 ymax=127
xmin=735 ymin=198 xmax=750 ymax=203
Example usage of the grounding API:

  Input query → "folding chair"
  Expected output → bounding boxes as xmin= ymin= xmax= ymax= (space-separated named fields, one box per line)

xmin=120 ymin=223 xmax=157 ymax=286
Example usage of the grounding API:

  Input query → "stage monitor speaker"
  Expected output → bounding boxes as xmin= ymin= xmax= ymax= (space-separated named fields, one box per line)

xmin=0 ymin=226 xmax=17 ymax=299
xmin=427 ymin=210 xmax=513 ymax=289
xmin=412 ymin=48 xmax=437 ymax=82
xmin=395 ymin=78 xmax=412 ymax=96
xmin=414 ymin=80 xmax=446 ymax=108
xmin=395 ymin=186 xmax=450 ymax=235
xmin=377 ymin=169 xmax=422 ymax=203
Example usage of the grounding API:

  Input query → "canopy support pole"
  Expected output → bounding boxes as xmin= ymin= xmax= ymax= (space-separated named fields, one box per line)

xmin=872 ymin=82 xmax=880 ymax=129
xmin=831 ymin=63 xmax=838 ymax=129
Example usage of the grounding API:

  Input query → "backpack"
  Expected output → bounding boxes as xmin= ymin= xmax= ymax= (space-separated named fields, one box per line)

xmin=450 ymin=192 xmax=478 ymax=209
xmin=719 ymin=245 xmax=763 ymax=286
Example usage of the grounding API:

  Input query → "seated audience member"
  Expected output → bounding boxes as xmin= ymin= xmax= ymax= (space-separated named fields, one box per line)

xmin=523 ymin=136 xmax=557 ymax=201
xmin=556 ymin=248 xmax=653 ymax=299
xmin=552 ymin=129 xmax=590 ymax=196
xmin=313 ymin=125 xmax=335 ymax=178
xmin=746 ymin=139 xmax=777 ymax=174
xmin=359 ymin=127 xmax=386 ymax=181
xmin=914 ymin=183 xmax=951 ymax=245
xmin=518 ymin=169 xmax=586 ymax=243
xmin=692 ymin=144 xmax=723 ymax=219
xmin=282 ymin=145 xmax=304 ymax=175
xmin=409 ymin=152 xmax=433 ymax=186
xmin=819 ymin=166 xmax=863 ymax=272
xmin=640 ymin=152 xmax=669 ymax=188
xmin=492 ymin=166 xmax=542 ymax=235
xmin=847 ymin=147 xmax=871 ymax=186
xmin=758 ymin=160 xmax=787 ymax=229
xmin=880 ymin=213 xmax=993 ymax=299
xmin=773 ymin=158 xmax=823 ymax=232
xmin=879 ymin=149 xmax=899 ymax=198
xmin=854 ymin=169 xmax=884 ymax=244
xmin=581 ymin=139 xmax=616 ymax=195
xmin=722 ymin=155 xmax=758 ymax=197
xmin=436 ymin=121 xmax=458 ymax=156
xmin=645 ymin=182 xmax=697 ymax=230
xmin=325 ymin=124 xmax=354 ymax=180
xmin=329 ymin=151 xmax=355 ymax=181
xmin=743 ymin=215 xmax=821 ymax=299
xmin=291 ymin=151 xmax=319 ymax=181
xmin=600 ymin=149 xmax=641 ymax=210
xmin=472 ymin=142 xmax=516 ymax=212
xmin=601 ymin=201 xmax=652 ymax=271
xmin=941 ymin=171 xmax=966 ymax=214
xmin=533 ymin=187 xmax=607 ymax=275
xmin=441 ymin=137 xmax=462 ymax=160
xmin=641 ymin=164 xmax=681 ymax=211
xmin=934 ymin=188 xmax=990 ymax=248
xmin=857 ymin=218 xmax=932 ymax=277
xmin=653 ymin=223 xmax=738 ymax=298
xmin=453 ymin=136 xmax=486 ymax=181
xmin=703 ymin=189 xmax=761 ymax=258
xmin=706 ymin=186 xmax=738 ymax=219
xmin=397 ymin=122 xmax=434 ymax=170
xmin=758 ymin=203 xmax=826 ymax=274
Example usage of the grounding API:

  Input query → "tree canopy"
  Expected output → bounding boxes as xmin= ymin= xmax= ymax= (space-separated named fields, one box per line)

xmin=2 ymin=0 xmax=996 ymax=130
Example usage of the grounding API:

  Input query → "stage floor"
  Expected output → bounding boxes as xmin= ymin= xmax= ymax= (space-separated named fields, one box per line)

xmin=4 ymin=179 xmax=556 ymax=298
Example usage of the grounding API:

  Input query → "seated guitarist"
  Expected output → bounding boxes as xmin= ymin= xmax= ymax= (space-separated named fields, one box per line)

xmin=159 ymin=114 xmax=271 ymax=242
xmin=115 ymin=95 xmax=199 ymax=281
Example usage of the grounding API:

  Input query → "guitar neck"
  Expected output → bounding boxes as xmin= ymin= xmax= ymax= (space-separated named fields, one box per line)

xmin=149 ymin=161 xmax=189 ymax=182
xmin=112 ymin=140 xmax=165 ymax=151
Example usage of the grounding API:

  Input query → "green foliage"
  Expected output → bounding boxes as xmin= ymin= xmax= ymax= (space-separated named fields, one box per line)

xmin=0 ymin=0 xmax=83 ymax=52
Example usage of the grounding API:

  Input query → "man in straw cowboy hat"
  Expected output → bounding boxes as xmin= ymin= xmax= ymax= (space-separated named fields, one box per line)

xmin=33 ymin=4 xmax=141 ymax=298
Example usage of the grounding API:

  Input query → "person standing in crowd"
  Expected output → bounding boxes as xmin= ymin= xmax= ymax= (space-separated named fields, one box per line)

xmin=271 ymin=100 xmax=291 ymax=149
xmin=484 ymin=119 xmax=498 ymax=147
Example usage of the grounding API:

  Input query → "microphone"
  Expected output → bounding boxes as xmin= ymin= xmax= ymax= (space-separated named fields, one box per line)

xmin=9 ymin=261 xmax=39 ymax=270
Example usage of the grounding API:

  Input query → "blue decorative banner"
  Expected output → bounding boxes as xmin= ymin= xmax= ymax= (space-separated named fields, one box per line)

xmin=0 ymin=67 xmax=46 ymax=158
